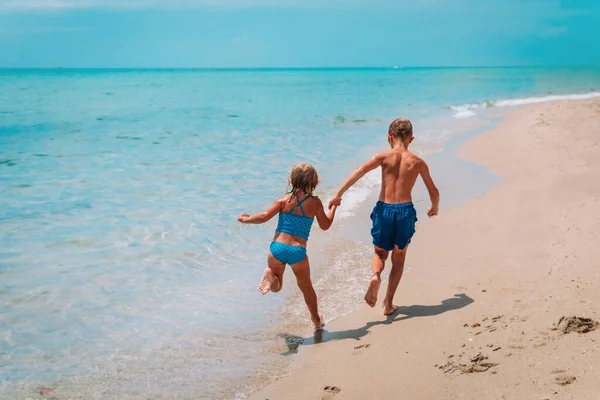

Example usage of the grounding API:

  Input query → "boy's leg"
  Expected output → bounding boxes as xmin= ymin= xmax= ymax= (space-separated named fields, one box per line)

xmin=382 ymin=245 xmax=407 ymax=315
xmin=364 ymin=246 xmax=389 ymax=307
xmin=258 ymin=252 xmax=285 ymax=295
xmin=290 ymin=257 xmax=323 ymax=329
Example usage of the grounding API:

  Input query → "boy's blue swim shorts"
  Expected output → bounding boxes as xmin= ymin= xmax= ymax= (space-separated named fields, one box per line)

xmin=370 ymin=201 xmax=417 ymax=251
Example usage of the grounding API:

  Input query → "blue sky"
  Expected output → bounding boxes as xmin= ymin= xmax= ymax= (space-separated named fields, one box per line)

xmin=0 ymin=0 xmax=599 ymax=68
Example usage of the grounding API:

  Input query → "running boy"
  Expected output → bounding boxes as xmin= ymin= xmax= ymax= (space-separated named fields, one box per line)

xmin=328 ymin=118 xmax=439 ymax=316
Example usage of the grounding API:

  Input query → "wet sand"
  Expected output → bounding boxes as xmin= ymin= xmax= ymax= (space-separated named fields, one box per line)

xmin=249 ymin=99 xmax=600 ymax=400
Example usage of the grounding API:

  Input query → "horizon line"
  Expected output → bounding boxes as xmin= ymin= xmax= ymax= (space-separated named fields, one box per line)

xmin=1 ymin=65 xmax=598 ymax=71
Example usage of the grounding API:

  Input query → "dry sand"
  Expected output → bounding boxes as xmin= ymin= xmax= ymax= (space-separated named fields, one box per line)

xmin=249 ymin=99 xmax=600 ymax=400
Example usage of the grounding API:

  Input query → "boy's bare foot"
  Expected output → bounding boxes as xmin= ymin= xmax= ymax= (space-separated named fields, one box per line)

xmin=313 ymin=314 xmax=324 ymax=330
xmin=383 ymin=303 xmax=400 ymax=316
xmin=364 ymin=275 xmax=380 ymax=307
xmin=258 ymin=268 xmax=276 ymax=295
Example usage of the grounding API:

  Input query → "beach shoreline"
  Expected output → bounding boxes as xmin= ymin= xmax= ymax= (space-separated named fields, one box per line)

xmin=4 ymin=68 xmax=600 ymax=400
xmin=248 ymin=98 xmax=600 ymax=400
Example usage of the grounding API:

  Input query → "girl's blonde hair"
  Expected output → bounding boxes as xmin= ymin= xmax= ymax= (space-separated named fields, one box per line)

xmin=287 ymin=163 xmax=319 ymax=199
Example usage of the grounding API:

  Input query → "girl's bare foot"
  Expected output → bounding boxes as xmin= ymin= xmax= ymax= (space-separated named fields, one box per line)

xmin=313 ymin=314 xmax=324 ymax=330
xmin=364 ymin=275 xmax=380 ymax=307
xmin=258 ymin=268 xmax=276 ymax=295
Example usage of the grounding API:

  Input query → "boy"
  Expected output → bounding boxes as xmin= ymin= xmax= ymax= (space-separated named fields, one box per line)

xmin=328 ymin=118 xmax=439 ymax=315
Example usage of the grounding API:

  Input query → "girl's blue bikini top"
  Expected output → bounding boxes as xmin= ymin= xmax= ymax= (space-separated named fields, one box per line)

xmin=275 ymin=195 xmax=314 ymax=240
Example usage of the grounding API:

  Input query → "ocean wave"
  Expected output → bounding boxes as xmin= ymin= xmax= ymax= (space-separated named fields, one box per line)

xmin=448 ymin=100 xmax=494 ymax=119
xmin=317 ymin=170 xmax=379 ymax=220
xmin=450 ymin=91 xmax=600 ymax=119
xmin=336 ymin=170 xmax=380 ymax=219
xmin=494 ymin=91 xmax=600 ymax=107
xmin=449 ymin=105 xmax=478 ymax=119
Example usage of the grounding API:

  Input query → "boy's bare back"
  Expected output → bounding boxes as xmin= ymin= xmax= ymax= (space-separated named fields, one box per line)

xmin=377 ymin=148 xmax=424 ymax=204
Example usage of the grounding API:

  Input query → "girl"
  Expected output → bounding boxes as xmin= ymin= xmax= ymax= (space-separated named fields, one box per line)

xmin=238 ymin=163 xmax=339 ymax=330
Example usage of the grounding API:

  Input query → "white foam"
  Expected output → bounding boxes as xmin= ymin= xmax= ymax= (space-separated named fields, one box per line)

xmin=450 ymin=105 xmax=478 ymax=119
xmin=494 ymin=91 xmax=600 ymax=107
xmin=450 ymin=91 xmax=600 ymax=119
xmin=282 ymin=241 xmax=373 ymax=323
xmin=335 ymin=170 xmax=380 ymax=219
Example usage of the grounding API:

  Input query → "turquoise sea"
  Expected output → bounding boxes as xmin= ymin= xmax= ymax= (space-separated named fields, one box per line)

xmin=1 ymin=67 xmax=600 ymax=399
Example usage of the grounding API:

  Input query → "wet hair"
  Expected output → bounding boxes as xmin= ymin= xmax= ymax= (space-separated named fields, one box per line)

xmin=287 ymin=163 xmax=319 ymax=198
xmin=388 ymin=118 xmax=413 ymax=141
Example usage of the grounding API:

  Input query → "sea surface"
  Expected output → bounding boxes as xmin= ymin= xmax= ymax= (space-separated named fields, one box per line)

xmin=1 ymin=67 xmax=600 ymax=399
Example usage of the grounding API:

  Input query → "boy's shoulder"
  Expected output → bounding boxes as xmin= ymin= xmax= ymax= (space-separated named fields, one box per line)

xmin=405 ymin=150 xmax=424 ymax=163
xmin=405 ymin=152 xmax=427 ymax=170
xmin=377 ymin=149 xmax=424 ymax=162
xmin=373 ymin=149 xmax=395 ymax=159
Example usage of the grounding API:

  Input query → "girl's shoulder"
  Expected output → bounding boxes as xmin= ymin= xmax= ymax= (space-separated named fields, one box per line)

xmin=279 ymin=193 xmax=321 ymax=204
xmin=305 ymin=195 xmax=323 ymax=218
xmin=308 ymin=195 xmax=321 ymax=204
xmin=277 ymin=193 xmax=321 ymax=213
xmin=278 ymin=194 xmax=293 ymax=204
xmin=303 ymin=195 xmax=322 ymax=212
xmin=276 ymin=194 xmax=294 ymax=212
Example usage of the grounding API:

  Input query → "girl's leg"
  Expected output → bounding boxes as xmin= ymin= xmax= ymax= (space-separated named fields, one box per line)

xmin=290 ymin=256 xmax=323 ymax=329
xmin=258 ymin=252 xmax=285 ymax=295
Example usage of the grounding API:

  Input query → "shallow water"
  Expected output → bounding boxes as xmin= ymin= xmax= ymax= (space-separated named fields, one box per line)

xmin=2 ymin=67 xmax=600 ymax=399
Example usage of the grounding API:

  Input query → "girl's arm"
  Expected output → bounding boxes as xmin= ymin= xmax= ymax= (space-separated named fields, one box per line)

xmin=315 ymin=198 xmax=338 ymax=231
xmin=238 ymin=199 xmax=282 ymax=224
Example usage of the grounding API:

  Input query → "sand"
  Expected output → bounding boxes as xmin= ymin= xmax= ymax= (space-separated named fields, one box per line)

xmin=249 ymin=99 xmax=600 ymax=400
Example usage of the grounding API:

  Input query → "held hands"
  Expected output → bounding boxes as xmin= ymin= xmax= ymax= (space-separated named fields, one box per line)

xmin=328 ymin=196 xmax=342 ymax=210
xmin=237 ymin=213 xmax=250 ymax=223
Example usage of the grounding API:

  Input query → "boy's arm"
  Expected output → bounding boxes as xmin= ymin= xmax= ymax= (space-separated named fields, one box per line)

xmin=315 ymin=198 xmax=338 ymax=231
xmin=238 ymin=199 xmax=282 ymax=224
xmin=418 ymin=159 xmax=440 ymax=217
xmin=328 ymin=154 xmax=384 ymax=209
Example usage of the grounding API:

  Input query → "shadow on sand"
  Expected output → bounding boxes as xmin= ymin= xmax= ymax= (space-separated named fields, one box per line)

xmin=280 ymin=293 xmax=474 ymax=354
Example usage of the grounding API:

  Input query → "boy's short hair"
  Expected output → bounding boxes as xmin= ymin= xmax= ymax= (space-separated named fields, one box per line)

xmin=388 ymin=118 xmax=413 ymax=140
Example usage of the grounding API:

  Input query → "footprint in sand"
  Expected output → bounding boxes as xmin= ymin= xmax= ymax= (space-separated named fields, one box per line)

xmin=508 ymin=336 xmax=525 ymax=351
xmin=554 ymin=374 xmax=576 ymax=386
xmin=322 ymin=386 xmax=341 ymax=399
xmin=551 ymin=369 xmax=576 ymax=386
xmin=352 ymin=344 xmax=371 ymax=355
xmin=553 ymin=316 xmax=599 ymax=334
